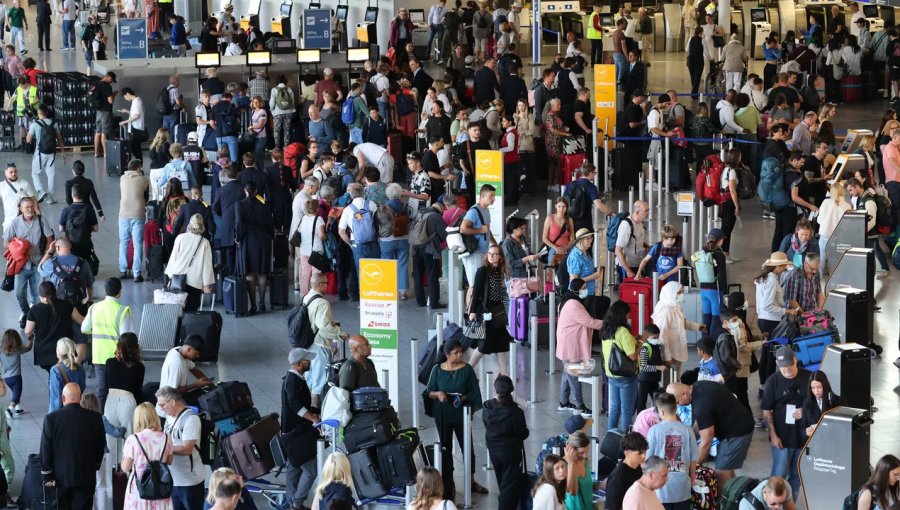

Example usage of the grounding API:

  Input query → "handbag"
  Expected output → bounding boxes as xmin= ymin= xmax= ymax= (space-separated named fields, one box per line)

xmin=712 ymin=33 xmax=725 ymax=47
xmin=291 ymin=215 xmax=318 ymax=248
xmin=168 ymin=239 xmax=202 ymax=292
xmin=463 ymin=318 xmax=486 ymax=341
xmin=0 ymin=274 xmax=13 ymax=292
xmin=508 ymin=271 xmax=542 ymax=298
xmin=540 ymin=221 xmax=569 ymax=266
xmin=308 ymin=250 xmax=331 ymax=272
xmin=607 ymin=340 xmax=637 ymax=377
xmin=769 ymin=314 xmax=799 ymax=341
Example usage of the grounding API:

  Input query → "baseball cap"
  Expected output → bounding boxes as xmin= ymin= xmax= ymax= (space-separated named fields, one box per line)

xmin=187 ymin=131 xmax=198 ymax=142
xmin=224 ymin=3 xmax=233 ymax=9
xmin=464 ymin=55 xmax=475 ymax=65
xmin=707 ymin=228 xmax=725 ymax=241
xmin=565 ymin=415 xmax=593 ymax=434
xmin=288 ymin=348 xmax=316 ymax=364
xmin=775 ymin=345 xmax=797 ymax=368
xmin=323 ymin=67 xmax=334 ymax=76
xmin=105 ymin=71 xmax=117 ymax=83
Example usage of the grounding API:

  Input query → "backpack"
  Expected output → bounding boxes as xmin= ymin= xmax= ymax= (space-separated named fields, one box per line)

xmin=348 ymin=199 xmax=377 ymax=244
xmin=396 ymin=92 xmax=415 ymax=116
xmin=736 ymin=164 xmax=757 ymax=200
xmin=195 ymin=414 xmax=218 ymax=466
xmin=842 ymin=485 xmax=875 ymax=510
xmin=156 ymin=85 xmax=174 ymax=116
xmin=375 ymin=203 xmax=406 ymax=238
xmin=710 ymin=105 xmax=724 ymax=132
xmin=691 ymin=465 xmax=720 ymax=510
xmin=274 ymin=86 xmax=293 ymax=111
xmin=713 ymin=331 xmax=740 ymax=379
xmin=642 ymin=238 xmax=681 ymax=279
xmin=605 ymin=213 xmax=632 ymax=252
xmin=167 ymin=160 xmax=192 ymax=193
xmin=870 ymin=193 xmax=895 ymax=234
xmin=287 ymin=294 xmax=323 ymax=348
xmin=52 ymin=259 xmax=84 ymax=304
xmin=695 ymin=154 xmax=728 ymax=206
xmin=566 ymin=180 xmax=591 ymax=221
xmin=534 ymin=434 xmax=568 ymax=474
xmin=363 ymin=80 xmax=378 ymax=106
xmin=65 ymin=206 xmax=90 ymax=246
xmin=461 ymin=206 xmax=485 ymax=254
xmin=691 ymin=250 xmax=717 ymax=284
xmin=720 ymin=476 xmax=761 ymax=510
xmin=319 ymin=482 xmax=357 ymax=510
xmin=341 ymin=97 xmax=356 ymax=125
xmin=134 ymin=435 xmax=174 ymax=500
xmin=36 ymin=119 xmax=57 ymax=155
xmin=409 ymin=210 xmax=435 ymax=247
xmin=218 ymin=105 xmax=237 ymax=135
xmin=758 ymin=157 xmax=792 ymax=210
xmin=283 ymin=142 xmax=307 ymax=176
xmin=475 ymin=10 xmax=489 ymax=29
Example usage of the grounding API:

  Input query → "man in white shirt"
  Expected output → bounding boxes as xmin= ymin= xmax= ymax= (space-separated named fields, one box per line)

xmin=118 ymin=87 xmax=146 ymax=163
xmin=646 ymin=94 xmax=672 ymax=167
xmin=849 ymin=3 xmax=865 ymax=38
xmin=156 ymin=386 xmax=207 ymax=510
xmin=61 ymin=0 xmax=77 ymax=50
xmin=715 ymin=90 xmax=746 ymax=135
xmin=157 ymin=338 xmax=213 ymax=417
xmin=426 ymin=0 xmax=446 ymax=61
xmin=338 ymin=183 xmax=381 ymax=289
xmin=507 ymin=2 xmax=523 ymax=45
xmin=195 ymin=90 xmax=212 ymax=150
xmin=351 ymin=142 xmax=394 ymax=183
xmin=289 ymin=176 xmax=319 ymax=291
xmin=0 ymin=164 xmax=34 ymax=231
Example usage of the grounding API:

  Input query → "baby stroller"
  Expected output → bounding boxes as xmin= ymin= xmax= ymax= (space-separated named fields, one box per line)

xmin=705 ymin=60 xmax=725 ymax=98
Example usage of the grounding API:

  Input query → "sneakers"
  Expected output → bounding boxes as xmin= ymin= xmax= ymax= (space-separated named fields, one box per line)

xmin=134 ymin=275 xmax=144 ymax=283
xmin=558 ymin=402 xmax=576 ymax=412
xmin=18 ymin=313 xmax=26 ymax=329
xmin=754 ymin=417 xmax=767 ymax=429
xmin=45 ymin=195 xmax=56 ymax=204
xmin=4 ymin=408 xmax=11 ymax=420
xmin=726 ymin=256 xmax=741 ymax=264
xmin=13 ymin=405 xmax=23 ymax=416
xmin=577 ymin=405 xmax=592 ymax=418
xmin=85 ymin=363 xmax=95 ymax=379
xmin=37 ymin=191 xmax=47 ymax=203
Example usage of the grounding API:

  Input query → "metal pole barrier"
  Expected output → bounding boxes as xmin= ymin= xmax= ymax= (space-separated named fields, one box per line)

xmin=382 ymin=369 xmax=390 ymax=396
xmin=638 ymin=172 xmax=644 ymax=204
xmin=638 ymin=293 xmax=646 ymax=335
xmin=591 ymin=374 xmax=601 ymax=464
xmin=456 ymin=288 xmax=465 ymax=325
xmin=557 ymin=30 xmax=561 ymax=55
xmin=548 ymin=286 xmax=557 ymax=374
xmin=433 ymin=442 xmax=442 ymax=474
xmin=604 ymin=129 xmax=612 ymax=193
xmin=546 ymin=198 xmax=553 ymax=219
xmin=657 ymin=155 xmax=663 ymax=210
xmin=509 ymin=339 xmax=518 ymax=383
xmin=529 ymin=210 xmax=540 ymax=255
xmin=592 ymin=118 xmax=599 ymax=172
xmin=652 ymin=271 xmax=659 ymax=307
xmin=698 ymin=203 xmax=705 ymax=254
xmin=463 ymin=410 xmax=476 ymax=509
xmin=618 ymin=200 xmax=625 ymax=214
xmin=593 ymin=226 xmax=602 ymax=277
xmin=628 ymin=186 xmax=634 ymax=209
xmin=664 ymin=136 xmax=670 ymax=193
xmin=648 ymin=162 xmax=655 ymax=215
xmin=405 ymin=482 xmax=415 ymax=505
xmin=448 ymin=253 xmax=457 ymax=327
xmin=693 ymin=202 xmax=699 ymax=255
xmin=410 ymin=337 xmax=420 ymax=430
xmin=482 ymin=372 xmax=494 ymax=471
xmin=316 ymin=438 xmax=326 ymax=479
xmin=713 ymin=204 xmax=721 ymax=228
xmin=682 ymin=215 xmax=691 ymax=271
xmin=528 ymin=314 xmax=541 ymax=405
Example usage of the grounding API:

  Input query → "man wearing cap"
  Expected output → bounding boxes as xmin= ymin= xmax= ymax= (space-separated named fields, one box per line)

xmin=314 ymin=68 xmax=342 ymax=108
xmin=183 ymin=132 xmax=208 ymax=189
xmin=667 ymin=380 xmax=754 ymax=484
xmin=762 ymin=345 xmax=811 ymax=494
xmin=92 ymin=71 xmax=117 ymax=158
xmin=566 ymin=229 xmax=603 ymax=297
xmin=281 ymin=348 xmax=319 ymax=510
xmin=158 ymin=338 xmax=213 ymax=415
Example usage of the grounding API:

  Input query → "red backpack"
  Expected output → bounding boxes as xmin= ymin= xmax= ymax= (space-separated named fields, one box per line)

xmin=283 ymin=142 xmax=307 ymax=179
xmin=695 ymin=154 xmax=729 ymax=206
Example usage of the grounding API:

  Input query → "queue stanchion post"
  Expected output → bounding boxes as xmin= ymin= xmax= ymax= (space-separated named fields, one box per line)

xmin=713 ymin=203 xmax=721 ymax=228
xmin=591 ymin=374 xmax=602 ymax=465
xmin=434 ymin=442 xmax=442 ymax=474
xmin=648 ymin=162 xmax=655 ymax=216
xmin=529 ymin=210 xmax=540 ymax=255
xmin=698 ymin=202 xmax=705 ymax=254
xmin=548 ymin=282 xmax=557 ymax=375
xmin=628 ymin=186 xmax=634 ymax=210
xmin=463 ymin=409 xmax=477 ymax=509
xmin=692 ymin=201 xmax=699 ymax=255
xmin=448 ymin=252 xmax=457 ymax=328
xmin=457 ymin=287 xmax=466 ymax=326
xmin=652 ymin=271 xmax=659 ymax=307
xmin=638 ymin=293 xmax=646 ymax=335
xmin=664 ymin=136 xmax=670 ymax=193
xmin=592 ymin=118 xmax=599 ymax=171
xmin=592 ymin=226 xmax=602 ymax=280
xmin=405 ymin=482 xmax=415 ymax=505
xmin=482 ymin=371 xmax=494 ymax=471
xmin=410 ymin=337 xmax=420 ymax=430
xmin=604 ymin=130 xmax=612 ymax=193
xmin=316 ymin=438 xmax=326 ymax=480
xmin=528 ymin=313 xmax=541 ymax=405
xmin=656 ymin=150 xmax=663 ymax=211
xmin=682 ymin=215 xmax=691 ymax=272
xmin=638 ymin=172 xmax=644 ymax=204
xmin=509 ymin=338 xmax=518 ymax=384
xmin=382 ymin=368 xmax=390 ymax=396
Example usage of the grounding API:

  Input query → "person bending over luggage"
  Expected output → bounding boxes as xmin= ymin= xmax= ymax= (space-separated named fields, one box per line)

xmin=482 ymin=375 xmax=530 ymax=509
xmin=337 ymin=335 xmax=379 ymax=393
xmin=157 ymin=337 xmax=213 ymax=414
xmin=281 ymin=348 xmax=320 ymax=510
xmin=164 ymin=213 xmax=215 ymax=311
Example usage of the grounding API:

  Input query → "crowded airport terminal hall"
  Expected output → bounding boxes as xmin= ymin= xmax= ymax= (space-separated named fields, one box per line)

xmin=0 ymin=0 xmax=898 ymax=508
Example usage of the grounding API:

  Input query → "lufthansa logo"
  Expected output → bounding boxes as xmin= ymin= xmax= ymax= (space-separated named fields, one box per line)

xmin=361 ymin=263 xmax=384 ymax=286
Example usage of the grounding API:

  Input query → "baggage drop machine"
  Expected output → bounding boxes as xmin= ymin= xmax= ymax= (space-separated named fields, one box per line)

xmin=241 ymin=0 xmax=261 ymax=31
xmin=356 ymin=5 xmax=378 ymax=47
xmin=750 ymin=8 xmax=772 ymax=60
xmin=863 ymin=4 xmax=884 ymax=33
xmin=272 ymin=1 xmax=293 ymax=39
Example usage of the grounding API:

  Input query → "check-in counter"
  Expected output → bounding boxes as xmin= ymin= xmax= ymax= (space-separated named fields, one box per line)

xmin=662 ymin=3 xmax=682 ymax=52
xmin=741 ymin=1 xmax=759 ymax=49
xmin=653 ymin=11 xmax=664 ymax=50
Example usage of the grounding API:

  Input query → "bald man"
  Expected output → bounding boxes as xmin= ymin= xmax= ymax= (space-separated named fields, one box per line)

xmin=337 ymin=335 xmax=380 ymax=393
xmin=40 ymin=383 xmax=106 ymax=510
xmin=614 ymin=201 xmax=650 ymax=281
xmin=667 ymin=381 xmax=754 ymax=484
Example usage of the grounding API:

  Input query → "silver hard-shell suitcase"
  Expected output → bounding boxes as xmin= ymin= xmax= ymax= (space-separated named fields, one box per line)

xmin=138 ymin=303 xmax=182 ymax=360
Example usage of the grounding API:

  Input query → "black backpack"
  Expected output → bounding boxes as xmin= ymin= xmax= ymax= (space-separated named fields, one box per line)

xmin=65 ymin=206 xmax=90 ymax=246
xmin=319 ymin=482 xmax=357 ymax=509
xmin=287 ymin=294 xmax=323 ymax=348
xmin=156 ymin=85 xmax=174 ymax=116
xmin=36 ymin=119 xmax=57 ymax=155
xmin=52 ymin=259 xmax=84 ymax=305
xmin=134 ymin=435 xmax=174 ymax=500
xmin=566 ymin=180 xmax=591 ymax=220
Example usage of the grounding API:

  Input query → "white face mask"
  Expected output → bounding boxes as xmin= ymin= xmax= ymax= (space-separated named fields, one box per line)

xmin=579 ymin=289 xmax=589 ymax=299
xmin=647 ymin=336 xmax=662 ymax=345
xmin=675 ymin=292 xmax=685 ymax=304
xmin=728 ymin=321 xmax=741 ymax=332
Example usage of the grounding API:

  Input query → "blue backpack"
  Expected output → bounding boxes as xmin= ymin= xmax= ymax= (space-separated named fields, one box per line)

xmin=758 ymin=157 xmax=792 ymax=210
xmin=605 ymin=213 xmax=632 ymax=252
xmin=534 ymin=434 xmax=568 ymax=474
xmin=348 ymin=199 xmax=377 ymax=244
xmin=341 ymin=97 xmax=356 ymax=125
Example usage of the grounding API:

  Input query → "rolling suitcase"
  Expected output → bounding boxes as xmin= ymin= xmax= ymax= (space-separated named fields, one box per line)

xmin=375 ymin=429 xmax=422 ymax=489
xmin=179 ymin=295 xmax=223 ymax=363
xmin=387 ymin=132 xmax=403 ymax=170
xmin=106 ymin=138 xmax=128 ymax=176
xmin=559 ymin=153 xmax=586 ymax=185
xmin=137 ymin=303 xmax=182 ymax=360
xmin=223 ymin=275 xmax=250 ymax=317
xmin=619 ymin=277 xmax=654 ymax=336
xmin=350 ymin=387 xmax=390 ymax=412
xmin=214 ymin=407 xmax=262 ymax=437
xmin=790 ymin=331 xmax=837 ymax=370
xmin=841 ymin=75 xmax=863 ymax=103
xmin=348 ymin=448 xmax=389 ymax=500
xmin=272 ymin=232 xmax=289 ymax=272
xmin=199 ymin=381 xmax=254 ymax=421
xmin=268 ymin=272 xmax=290 ymax=310
xmin=174 ymin=122 xmax=198 ymax=145
xmin=343 ymin=408 xmax=399 ymax=453
xmin=508 ymin=295 xmax=529 ymax=342
xmin=19 ymin=455 xmax=56 ymax=510
xmin=112 ymin=439 xmax=126 ymax=510
xmin=145 ymin=244 xmax=165 ymax=282
xmin=220 ymin=413 xmax=280 ymax=479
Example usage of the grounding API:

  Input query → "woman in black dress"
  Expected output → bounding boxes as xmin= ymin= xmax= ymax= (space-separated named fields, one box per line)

xmin=467 ymin=244 xmax=513 ymax=374
xmin=159 ymin=177 xmax=188 ymax=262
xmin=234 ymin=181 xmax=275 ymax=314
xmin=686 ymin=26 xmax=705 ymax=95
xmin=24 ymin=281 xmax=84 ymax=371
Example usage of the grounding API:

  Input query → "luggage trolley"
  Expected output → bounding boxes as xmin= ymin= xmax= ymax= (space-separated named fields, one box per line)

xmin=243 ymin=435 xmax=289 ymax=510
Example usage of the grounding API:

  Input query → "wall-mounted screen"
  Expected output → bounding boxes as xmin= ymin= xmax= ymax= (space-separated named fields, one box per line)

xmin=750 ymin=8 xmax=767 ymax=22
xmin=347 ymin=47 xmax=369 ymax=62
xmin=246 ymin=50 xmax=271 ymax=65
xmin=248 ymin=0 xmax=261 ymax=15
xmin=863 ymin=4 xmax=879 ymax=17
xmin=195 ymin=52 xmax=221 ymax=68
xmin=335 ymin=5 xmax=348 ymax=21
xmin=409 ymin=9 xmax=425 ymax=23
xmin=599 ymin=13 xmax=614 ymax=26
xmin=364 ymin=6 xmax=378 ymax=22
xmin=280 ymin=2 xmax=292 ymax=16
xmin=297 ymin=48 xmax=322 ymax=63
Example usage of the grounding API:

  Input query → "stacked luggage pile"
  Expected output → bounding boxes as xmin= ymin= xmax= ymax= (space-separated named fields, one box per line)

xmin=766 ymin=310 xmax=840 ymax=372
xmin=36 ymin=72 xmax=98 ymax=147
xmin=0 ymin=111 xmax=14 ymax=152
xmin=343 ymin=387 xmax=426 ymax=501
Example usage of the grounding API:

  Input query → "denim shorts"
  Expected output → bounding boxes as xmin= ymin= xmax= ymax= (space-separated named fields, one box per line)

xmin=715 ymin=433 xmax=753 ymax=470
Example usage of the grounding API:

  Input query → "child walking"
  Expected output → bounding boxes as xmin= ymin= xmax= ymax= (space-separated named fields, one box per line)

xmin=0 ymin=328 xmax=33 ymax=418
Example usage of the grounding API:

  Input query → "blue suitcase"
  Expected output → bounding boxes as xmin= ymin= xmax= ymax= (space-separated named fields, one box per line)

xmin=351 ymin=387 xmax=390 ymax=412
xmin=215 ymin=408 xmax=261 ymax=437
xmin=508 ymin=295 xmax=529 ymax=342
xmin=791 ymin=331 xmax=837 ymax=370
xmin=223 ymin=276 xmax=249 ymax=317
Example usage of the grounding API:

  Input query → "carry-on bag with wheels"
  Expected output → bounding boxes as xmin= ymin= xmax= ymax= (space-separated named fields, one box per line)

xmin=350 ymin=387 xmax=390 ymax=412
xmin=348 ymin=447 xmax=388 ymax=500
xmin=199 ymin=381 xmax=254 ymax=421
xmin=268 ymin=271 xmax=290 ymax=310
xmin=138 ymin=304 xmax=182 ymax=360
xmin=178 ymin=294 xmax=222 ymax=363
xmin=375 ymin=428 xmax=422 ymax=488
xmin=343 ymin=408 xmax=399 ymax=453
xmin=220 ymin=413 xmax=280 ymax=479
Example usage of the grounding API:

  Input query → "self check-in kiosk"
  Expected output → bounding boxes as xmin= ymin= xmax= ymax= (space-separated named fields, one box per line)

xmin=272 ymin=1 xmax=293 ymax=39
xmin=241 ymin=0 xmax=261 ymax=31
xmin=600 ymin=12 xmax=616 ymax=52
xmin=356 ymin=6 xmax=378 ymax=46
xmin=863 ymin=4 xmax=884 ymax=32
xmin=839 ymin=129 xmax=873 ymax=153
xmin=750 ymin=8 xmax=772 ymax=60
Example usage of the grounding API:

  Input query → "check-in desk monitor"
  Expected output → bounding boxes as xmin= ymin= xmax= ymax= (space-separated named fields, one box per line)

xmin=409 ymin=9 xmax=425 ymax=24
xmin=750 ymin=8 xmax=767 ymax=22
xmin=863 ymin=4 xmax=878 ymax=18
xmin=309 ymin=2 xmax=321 ymax=8
xmin=336 ymin=5 xmax=348 ymax=22
xmin=280 ymin=2 xmax=292 ymax=16
xmin=364 ymin=7 xmax=378 ymax=23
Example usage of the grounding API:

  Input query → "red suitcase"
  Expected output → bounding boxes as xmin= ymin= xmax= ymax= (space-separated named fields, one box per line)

xmin=221 ymin=413 xmax=280 ymax=480
xmin=841 ymin=75 xmax=862 ymax=103
xmin=508 ymin=295 xmax=529 ymax=341
xmin=111 ymin=439 xmax=126 ymax=510
xmin=559 ymin=153 xmax=587 ymax=184
xmin=325 ymin=271 xmax=338 ymax=295
xmin=387 ymin=132 xmax=403 ymax=165
xmin=619 ymin=277 xmax=653 ymax=336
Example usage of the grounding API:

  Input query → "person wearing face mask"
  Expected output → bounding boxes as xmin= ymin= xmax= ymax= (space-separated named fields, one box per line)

xmin=720 ymin=309 xmax=765 ymax=415
xmin=650 ymin=282 xmax=706 ymax=381
xmin=635 ymin=324 xmax=664 ymax=413
xmin=556 ymin=278 xmax=604 ymax=417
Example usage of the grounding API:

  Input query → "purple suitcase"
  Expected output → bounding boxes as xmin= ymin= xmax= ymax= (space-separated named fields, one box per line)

xmin=508 ymin=295 xmax=529 ymax=341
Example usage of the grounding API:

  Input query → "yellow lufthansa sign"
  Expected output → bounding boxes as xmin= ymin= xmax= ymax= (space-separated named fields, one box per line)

xmin=593 ymin=64 xmax=617 ymax=145
xmin=359 ymin=259 xmax=397 ymax=301
xmin=475 ymin=150 xmax=503 ymax=187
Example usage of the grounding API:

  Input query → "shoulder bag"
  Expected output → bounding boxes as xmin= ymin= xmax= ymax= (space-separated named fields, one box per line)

xmin=607 ymin=339 xmax=638 ymax=376
xmin=168 ymin=238 xmax=203 ymax=293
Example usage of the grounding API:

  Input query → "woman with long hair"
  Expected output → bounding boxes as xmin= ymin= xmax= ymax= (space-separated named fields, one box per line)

xmin=48 ymin=337 xmax=84 ymax=412
xmin=857 ymin=455 xmax=900 ymax=510
xmin=686 ymin=102 xmax=717 ymax=164
xmin=296 ymin=199 xmax=326 ymax=296
xmin=121 ymin=402 xmax=174 ymax=510
xmin=483 ymin=375 xmax=530 ymax=508
xmin=159 ymin=177 xmax=187 ymax=260
xmin=543 ymin=98 xmax=568 ymax=193
xmin=754 ymin=251 xmax=798 ymax=386
xmin=532 ymin=454 xmax=567 ymax=510
xmin=514 ymin=98 xmax=537 ymax=195
xmin=815 ymin=184 xmax=851 ymax=275
xmin=248 ymin=95 xmax=269 ymax=171
xmin=24 ymin=281 xmax=84 ymax=372
xmin=468 ymin=245 xmax=513 ymax=371
xmin=599 ymin=300 xmax=641 ymax=431
xmin=542 ymin=196 xmax=575 ymax=291
xmin=407 ymin=466 xmax=455 ymax=510
xmin=164 ymin=213 xmax=215 ymax=311
xmin=310 ymin=452 xmax=356 ymax=509
xmin=104 ymin=333 xmax=145 ymax=447
xmin=801 ymin=370 xmax=844 ymax=436
xmin=778 ymin=219 xmax=820 ymax=269
xmin=148 ymin=128 xmax=172 ymax=194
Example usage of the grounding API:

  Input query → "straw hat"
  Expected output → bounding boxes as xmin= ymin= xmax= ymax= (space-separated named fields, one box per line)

xmin=574 ymin=228 xmax=594 ymax=241
xmin=762 ymin=251 xmax=791 ymax=268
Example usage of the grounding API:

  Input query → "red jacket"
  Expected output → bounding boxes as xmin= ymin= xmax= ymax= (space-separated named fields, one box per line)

xmin=500 ymin=127 xmax=520 ymax=164
xmin=389 ymin=18 xmax=415 ymax=48
xmin=4 ymin=237 xmax=31 ymax=275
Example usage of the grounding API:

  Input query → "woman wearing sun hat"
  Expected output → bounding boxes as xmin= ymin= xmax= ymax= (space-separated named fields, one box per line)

xmin=753 ymin=251 xmax=801 ymax=386
xmin=566 ymin=228 xmax=604 ymax=297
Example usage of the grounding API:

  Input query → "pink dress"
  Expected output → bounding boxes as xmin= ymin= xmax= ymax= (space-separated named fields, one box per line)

xmin=124 ymin=429 xmax=174 ymax=510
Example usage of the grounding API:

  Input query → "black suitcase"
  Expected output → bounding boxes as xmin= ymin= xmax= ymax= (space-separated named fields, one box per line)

xmin=596 ymin=429 xmax=624 ymax=478
xmin=174 ymin=122 xmax=197 ymax=145
xmin=273 ymin=232 xmax=289 ymax=272
xmin=351 ymin=387 xmax=390 ymax=412
xmin=375 ymin=428 xmax=421 ymax=488
xmin=268 ymin=272 xmax=290 ymax=310
xmin=343 ymin=408 xmax=399 ymax=453
xmin=223 ymin=275 xmax=250 ymax=316
xmin=199 ymin=381 xmax=254 ymax=421
xmin=179 ymin=302 xmax=223 ymax=363
xmin=106 ymin=139 xmax=128 ymax=176
xmin=348 ymin=448 xmax=388 ymax=500
xmin=145 ymin=244 xmax=165 ymax=282
xmin=611 ymin=146 xmax=640 ymax=192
